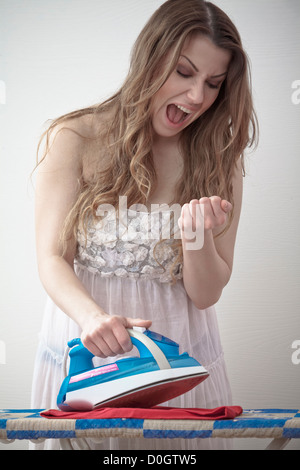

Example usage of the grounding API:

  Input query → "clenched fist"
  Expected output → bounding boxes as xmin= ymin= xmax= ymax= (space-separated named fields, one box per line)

xmin=178 ymin=196 xmax=232 ymax=249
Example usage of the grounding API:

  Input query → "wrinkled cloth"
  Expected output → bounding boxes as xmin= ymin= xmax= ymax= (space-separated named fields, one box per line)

xmin=41 ymin=405 xmax=243 ymax=420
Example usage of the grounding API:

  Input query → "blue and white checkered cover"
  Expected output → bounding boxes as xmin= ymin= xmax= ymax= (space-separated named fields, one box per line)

xmin=0 ymin=408 xmax=299 ymax=442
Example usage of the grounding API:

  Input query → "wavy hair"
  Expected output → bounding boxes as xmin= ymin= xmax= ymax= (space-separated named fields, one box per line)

xmin=37 ymin=0 xmax=258 ymax=273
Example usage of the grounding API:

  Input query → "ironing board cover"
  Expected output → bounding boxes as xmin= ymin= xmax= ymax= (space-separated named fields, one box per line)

xmin=1 ymin=408 xmax=299 ymax=442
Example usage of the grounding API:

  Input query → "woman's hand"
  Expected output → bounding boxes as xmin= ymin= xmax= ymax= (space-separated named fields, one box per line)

xmin=178 ymin=196 xmax=232 ymax=249
xmin=80 ymin=313 xmax=152 ymax=358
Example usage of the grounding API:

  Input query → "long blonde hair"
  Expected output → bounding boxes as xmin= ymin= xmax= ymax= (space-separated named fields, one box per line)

xmin=37 ymin=0 xmax=258 ymax=266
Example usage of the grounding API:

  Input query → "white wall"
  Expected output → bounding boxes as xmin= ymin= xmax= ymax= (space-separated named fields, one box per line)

xmin=0 ymin=0 xmax=299 ymax=450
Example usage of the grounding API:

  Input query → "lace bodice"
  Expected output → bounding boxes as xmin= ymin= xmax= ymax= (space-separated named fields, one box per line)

xmin=75 ymin=207 xmax=182 ymax=283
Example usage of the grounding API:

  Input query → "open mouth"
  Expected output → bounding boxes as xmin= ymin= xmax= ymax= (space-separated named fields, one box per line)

xmin=166 ymin=104 xmax=192 ymax=125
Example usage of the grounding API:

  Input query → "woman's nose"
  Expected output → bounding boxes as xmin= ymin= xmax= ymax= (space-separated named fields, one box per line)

xmin=186 ymin=80 xmax=204 ymax=105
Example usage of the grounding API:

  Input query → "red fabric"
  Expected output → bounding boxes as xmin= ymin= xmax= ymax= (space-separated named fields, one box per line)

xmin=40 ymin=405 xmax=243 ymax=420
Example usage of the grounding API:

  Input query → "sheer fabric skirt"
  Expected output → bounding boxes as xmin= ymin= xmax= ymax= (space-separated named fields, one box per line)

xmin=31 ymin=267 xmax=233 ymax=450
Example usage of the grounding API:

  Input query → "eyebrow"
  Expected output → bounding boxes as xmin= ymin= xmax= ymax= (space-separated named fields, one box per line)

xmin=180 ymin=55 xmax=227 ymax=79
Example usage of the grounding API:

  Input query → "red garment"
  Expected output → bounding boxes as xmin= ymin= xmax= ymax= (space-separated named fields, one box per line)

xmin=41 ymin=405 xmax=243 ymax=420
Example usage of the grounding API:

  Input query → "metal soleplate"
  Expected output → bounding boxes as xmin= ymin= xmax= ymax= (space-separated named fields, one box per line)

xmin=64 ymin=366 xmax=209 ymax=411
xmin=93 ymin=372 xmax=209 ymax=408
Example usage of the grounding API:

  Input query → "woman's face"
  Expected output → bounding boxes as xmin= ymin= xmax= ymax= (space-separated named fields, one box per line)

xmin=151 ymin=34 xmax=231 ymax=141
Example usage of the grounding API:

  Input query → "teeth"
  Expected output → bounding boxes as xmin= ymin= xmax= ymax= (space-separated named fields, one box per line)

xmin=176 ymin=104 xmax=192 ymax=114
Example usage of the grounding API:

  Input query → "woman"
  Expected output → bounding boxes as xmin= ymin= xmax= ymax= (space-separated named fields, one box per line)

xmin=31 ymin=0 xmax=257 ymax=450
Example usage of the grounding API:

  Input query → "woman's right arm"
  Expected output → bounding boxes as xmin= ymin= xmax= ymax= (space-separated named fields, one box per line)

xmin=35 ymin=118 xmax=151 ymax=357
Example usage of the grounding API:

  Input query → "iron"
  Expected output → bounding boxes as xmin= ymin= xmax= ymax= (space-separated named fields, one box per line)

xmin=57 ymin=328 xmax=209 ymax=411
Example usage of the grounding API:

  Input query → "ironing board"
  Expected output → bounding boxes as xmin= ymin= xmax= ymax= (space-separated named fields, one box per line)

xmin=0 ymin=408 xmax=299 ymax=450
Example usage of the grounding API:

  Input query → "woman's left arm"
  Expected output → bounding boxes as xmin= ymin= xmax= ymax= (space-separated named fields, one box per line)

xmin=179 ymin=158 xmax=243 ymax=310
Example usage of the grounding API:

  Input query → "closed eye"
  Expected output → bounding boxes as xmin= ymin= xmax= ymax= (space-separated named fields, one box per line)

xmin=207 ymin=82 xmax=223 ymax=90
xmin=177 ymin=70 xmax=191 ymax=78
xmin=207 ymin=83 xmax=220 ymax=89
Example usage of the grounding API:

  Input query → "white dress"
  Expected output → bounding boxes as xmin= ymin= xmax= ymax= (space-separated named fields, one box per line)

xmin=31 ymin=206 xmax=233 ymax=450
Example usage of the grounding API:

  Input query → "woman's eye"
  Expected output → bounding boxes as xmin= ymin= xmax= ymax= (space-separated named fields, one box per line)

xmin=176 ymin=69 xmax=191 ymax=78
xmin=207 ymin=83 xmax=220 ymax=90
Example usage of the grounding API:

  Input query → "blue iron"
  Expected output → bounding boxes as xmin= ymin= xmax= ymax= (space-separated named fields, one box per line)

xmin=57 ymin=328 xmax=209 ymax=411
